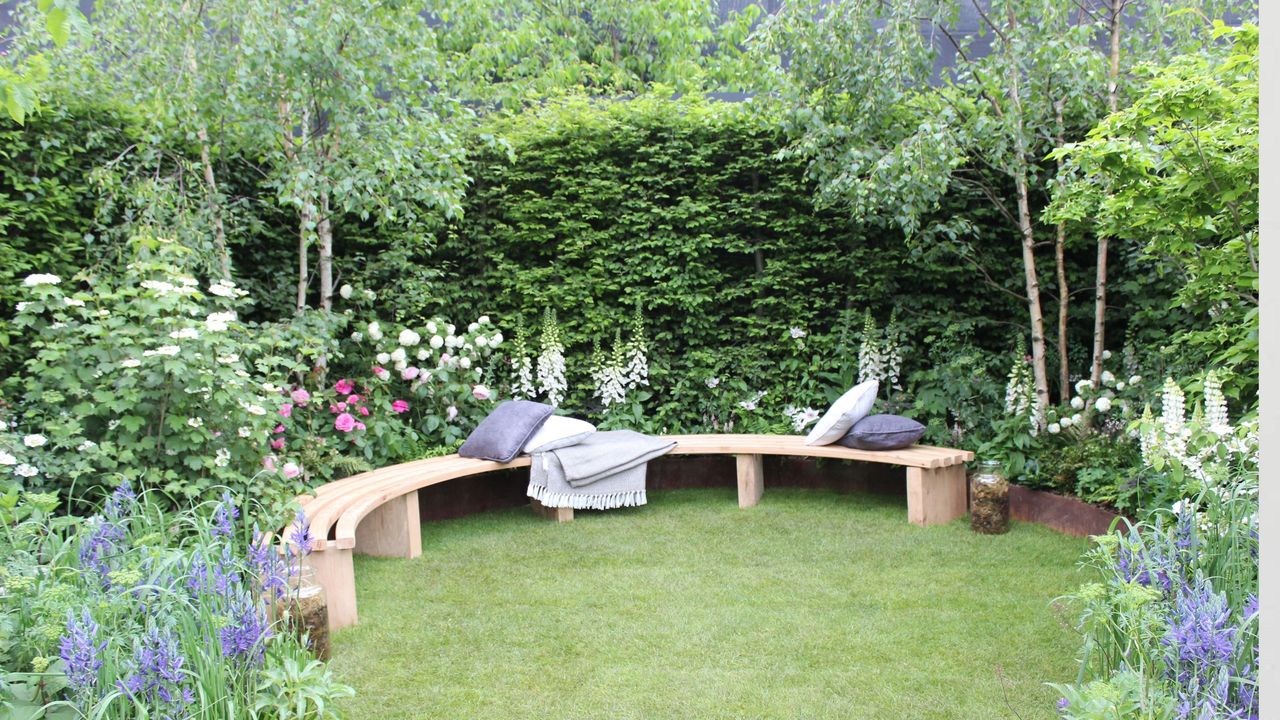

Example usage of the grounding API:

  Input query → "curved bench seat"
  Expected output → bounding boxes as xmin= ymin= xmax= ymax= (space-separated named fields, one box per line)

xmin=291 ymin=434 xmax=973 ymax=631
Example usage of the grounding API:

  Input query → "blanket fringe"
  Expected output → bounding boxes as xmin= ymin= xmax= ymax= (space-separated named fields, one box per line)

xmin=527 ymin=482 xmax=647 ymax=510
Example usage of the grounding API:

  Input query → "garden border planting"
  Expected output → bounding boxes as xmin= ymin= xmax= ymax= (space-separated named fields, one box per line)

xmin=291 ymin=434 xmax=973 ymax=631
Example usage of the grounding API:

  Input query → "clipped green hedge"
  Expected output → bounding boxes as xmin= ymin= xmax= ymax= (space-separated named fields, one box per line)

xmin=376 ymin=96 xmax=1032 ymax=430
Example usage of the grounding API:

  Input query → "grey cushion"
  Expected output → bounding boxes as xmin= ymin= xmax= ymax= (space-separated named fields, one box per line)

xmin=837 ymin=414 xmax=925 ymax=451
xmin=459 ymin=400 xmax=555 ymax=462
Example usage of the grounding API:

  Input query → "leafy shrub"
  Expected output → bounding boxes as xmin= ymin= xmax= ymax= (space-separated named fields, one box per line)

xmin=0 ymin=482 xmax=355 ymax=719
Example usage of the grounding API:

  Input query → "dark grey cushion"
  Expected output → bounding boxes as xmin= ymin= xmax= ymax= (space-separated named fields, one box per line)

xmin=459 ymin=400 xmax=555 ymax=462
xmin=837 ymin=414 xmax=926 ymax=451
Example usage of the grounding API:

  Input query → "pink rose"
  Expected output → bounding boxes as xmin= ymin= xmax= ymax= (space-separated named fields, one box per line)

xmin=372 ymin=366 xmax=390 ymax=380
xmin=274 ymin=424 xmax=286 ymax=435
xmin=337 ymin=402 xmax=348 ymax=412
xmin=355 ymin=422 xmax=366 ymax=431
xmin=334 ymin=413 xmax=356 ymax=433
xmin=402 ymin=366 xmax=420 ymax=381
xmin=359 ymin=406 xmax=371 ymax=416
xmin=262 ymin=455 xmax=277 ymax=472
xmin=472 ymin=384 xmax=492 ymax=401
xmin=335 ymin=378 xmax=355 ymax=395
xmin=391 ymin=400 xmax=409 ymax=414
xmin=291 ymin=388 xmax=311 ymax=405
xmin=346 ymin=394 xmax=361 ymax=404
xmin=278 ymin=403 xmax=293 ymax=418
xmin=283 ymin=461 xmax=301 ymax=479
xmin=271 ymin=438 xmax=285 ymax=450
xmin=446 ymin=405 xmax=458 ymax=422
xmin=438 ymin=353 xmax=452 ymax=366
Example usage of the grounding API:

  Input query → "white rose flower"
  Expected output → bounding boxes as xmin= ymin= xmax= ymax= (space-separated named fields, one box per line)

xmin=1047 ymin=423 xmax=1061 ymax=434
xmin=245 ymin=404 xmax=267 ymax=416
xmin=339 ymin=284 xmax=353 ymax=299
xmin=398 ymin=329 xmax=421 ymax=347
xmin=24 ymin=274 xmax=61 ymax=286
xmin=0 ymin=451 xmax=16 ymax=466
xmin=238 ymin=427 xmax=253 ymax=438
xmin=430 ymin=335 xmax=444 ymax=349
xmin=14 ymin=464 xmax=39 ymax=478
xmin=459 ymin=356 xmax=472 ymax=369
xmin=1070 ymin=396 xmax=1085 ymax=410
xmin=187 ymin=417 xmax=204 ymax=428
xmin=23 ymin=434 xmax=47 ymax=448
xmin=376 ymin=352 xmax=391 ymax=364
xmin=1095 ymin=397 xmax=1113 ymax=413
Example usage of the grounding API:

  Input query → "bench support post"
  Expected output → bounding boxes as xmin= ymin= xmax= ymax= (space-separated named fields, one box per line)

xmin=310 ymin=547 xmax=358 ymax=631
xmin=354 ymin=492 xmax=422 ymax=559
xmin=906 ymin=465 xmax=967 ymax=526
xmin=531 ymin=498 xmax=573 ymax=522
xmin=736 ymin=453 xmax=764 ymax=508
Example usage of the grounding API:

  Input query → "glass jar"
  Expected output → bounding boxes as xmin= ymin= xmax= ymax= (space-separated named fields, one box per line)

xmin=969 ymin=459 xmax=1010 ymax=534
xmin=282 ymin=560 xmax=331 ymax=660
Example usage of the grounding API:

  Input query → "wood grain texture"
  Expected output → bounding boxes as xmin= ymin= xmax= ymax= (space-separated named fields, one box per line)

xmin=310 ymin=547 xmax=357 ymax=631
xmin=353 ymin=491 xmax=422 ymax=558
xmin=905 ymin=465 xmax=968 ymax=527
xmin=736 ymin=454 xmax=764 ymax=508
xmin=530 ymin=497 xmax=574 ymax=523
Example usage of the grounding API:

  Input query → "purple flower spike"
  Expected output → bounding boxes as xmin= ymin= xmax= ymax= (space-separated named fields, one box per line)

xmin=212 ymin=491 xmax=240 ymax=538
xmin=288 ymin=511 xmax=315 ymax=557
xmin=104 ymin=479 xmax=136 ymax=521
xmin=79 ymin=517 xmax=126 ymax=589
xmin=220 ymin=590 xmax=271 ymax=664
xmin=117 ymin=626 xmax=194 ymax=718
xmin=59 ymin=609 xmax=106 ymax=696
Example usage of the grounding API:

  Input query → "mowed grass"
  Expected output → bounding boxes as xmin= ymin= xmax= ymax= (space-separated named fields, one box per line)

xmin=329 ymin=488 xmax=1088 ymax=719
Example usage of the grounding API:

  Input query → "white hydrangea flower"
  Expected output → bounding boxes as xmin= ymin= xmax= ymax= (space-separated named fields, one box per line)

xmin=15 ymin=302 xmax=31 ymax=312
xmin=143 ymin=345 xmax=181 ymax=357
xmin=208 ymin=282 xmax=237 ymax=298
xmin=142 ymin=280 xmax=176 ymax=294
xmin=77 ymin=440 xmax=97 ymax=452
xmin=706 ymin=377 xmax=720 ymax=389
xmin=478 ymin=315 xmax=490 ymax=324
xmin=24 ymin=273 xmax=61 ymax=286
xmin=1129 ymin=375 xmax=1143 ymax=386
xmin=120 ymin=358 xmax=142 ymax=368
xmin=363 ymin=289 xmax=376 ymax=301
xmin=445 ymin=335 xmax=460 ymax=349
xmin=491 ymin=332 xmax=503 ymax=347
xmin=367 ymin=322 xmax=384 ymax=341
xmin=23 ymin=434 xmax=47 ymax=448
xmin=1071 ymin=413 xmax=1083 ymax=425
xmin=14 ymin=464 xmax=39 ymax=478
xmin=1071 ymin=396 xmax=1085 ymax=410
xmin=426 ymin=321 xmax=438 ymax=334
xmin=350 ymin=331 xmax=364 ymax=342
xmin=468 ymin=322 xmax=479 ymax=333
xmin=1101 ymin=370 xmax=1116 ymax=387
xmin=0 ymin=451 xmax=16 ymax=466
xmin=459 ymin=356 xmax=472 ymax=369
xmin=177 ymin=276 xmax=198 ymax=287
xmin=1115 ymin=381 xmax=1126 ymax=391
xmin=430 ymin=335 xmax=444 ymax=349
xmin=206 ymin=312 xmax=236 ymax=332
xmin=217 ymin=354 xmax=239 ymax=364
xmin=339 ymin=284 xmax=353 ymax=299
xmin=398 ymin=329 xmax=420 ymax=347
xmin=1102 ymin=350 xmax=1113 ymax=360
xmin=1094 ymin=397 xmax=1112 ymax=413
xmin=476 ymin=336 xmax=488 ymax=348
xmin=64 ymin=297 xmax=85 ymax=307
xmin=169 ymin=327 xmax=200 ymax=340
xmin=390 ymin=347 xmax=407 ymax=363
xmin=417 ymin=349 xmax=429 ymax=361
xmin=1047 ymin=423 xmax=1061 ymax=434
xmin=446 ymin=324 xmax=456 ymax=336
xmin=376 ymin=352 xmax=391 ymax=364
xmin=1060 ymin=416 xmax=1073 ymax=428
xmin=1075 ymin=379 xmax=1091 ymax=395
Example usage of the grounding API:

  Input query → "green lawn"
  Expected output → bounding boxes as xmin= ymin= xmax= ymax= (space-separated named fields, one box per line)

xmin=329 ymin=488 xmax=1088 ymax=719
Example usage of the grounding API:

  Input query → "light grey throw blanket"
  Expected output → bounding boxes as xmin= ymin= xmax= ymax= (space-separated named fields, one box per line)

xmin=527 ymin=430 xmax=676 ymax=510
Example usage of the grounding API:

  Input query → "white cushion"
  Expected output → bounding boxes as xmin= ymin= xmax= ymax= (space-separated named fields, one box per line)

xmin=804 ymin=379 xmax=879 ymax=446
xmin=523 ymin=415 xmax=597 ymax=454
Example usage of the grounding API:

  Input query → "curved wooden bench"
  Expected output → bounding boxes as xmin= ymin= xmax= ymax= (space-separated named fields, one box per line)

xmin=291 ymin=434 xmax=973 ymax=631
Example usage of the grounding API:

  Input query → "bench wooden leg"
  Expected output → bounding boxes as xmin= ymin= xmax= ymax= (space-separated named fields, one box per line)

xmin=736 ymin=453 xmax=764 ymax=508
xmin=906 ymin=465 xmax=967 ymax=526
xmin=354 ymin=492 xmax=422 ymax=559
xmin=531 ymin=497 xmax=573 ymax=522
xmin=310 ymin=548 xmax=358 ymax=631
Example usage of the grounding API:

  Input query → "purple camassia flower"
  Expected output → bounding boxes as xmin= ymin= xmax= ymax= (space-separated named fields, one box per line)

xmin=1165 ymin=579 xmax=1235 ymax=684
xmin=212 ymin=491 xmax=239 ymax=538
xmin=103 ymin=479 xmax=136 ymax=521
xmin=248 ymin=528 xmax=288 ymax=599
xmin=186 ymin=551 xmax=208 ymax=595
xmin=59 ymin=609 xmax=106 ymax=696
xmin=118 ymin=626 xmax=195 ymax=719
xmin=220 ymin=590 xmax=270 ymax=664
xmin=79 ymin=516 xmax=126 ymax=589
xmin=211 ymin=545 xmax=242 ymax=598
xmin=288 ymin=511 xmax=315 ymax=555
